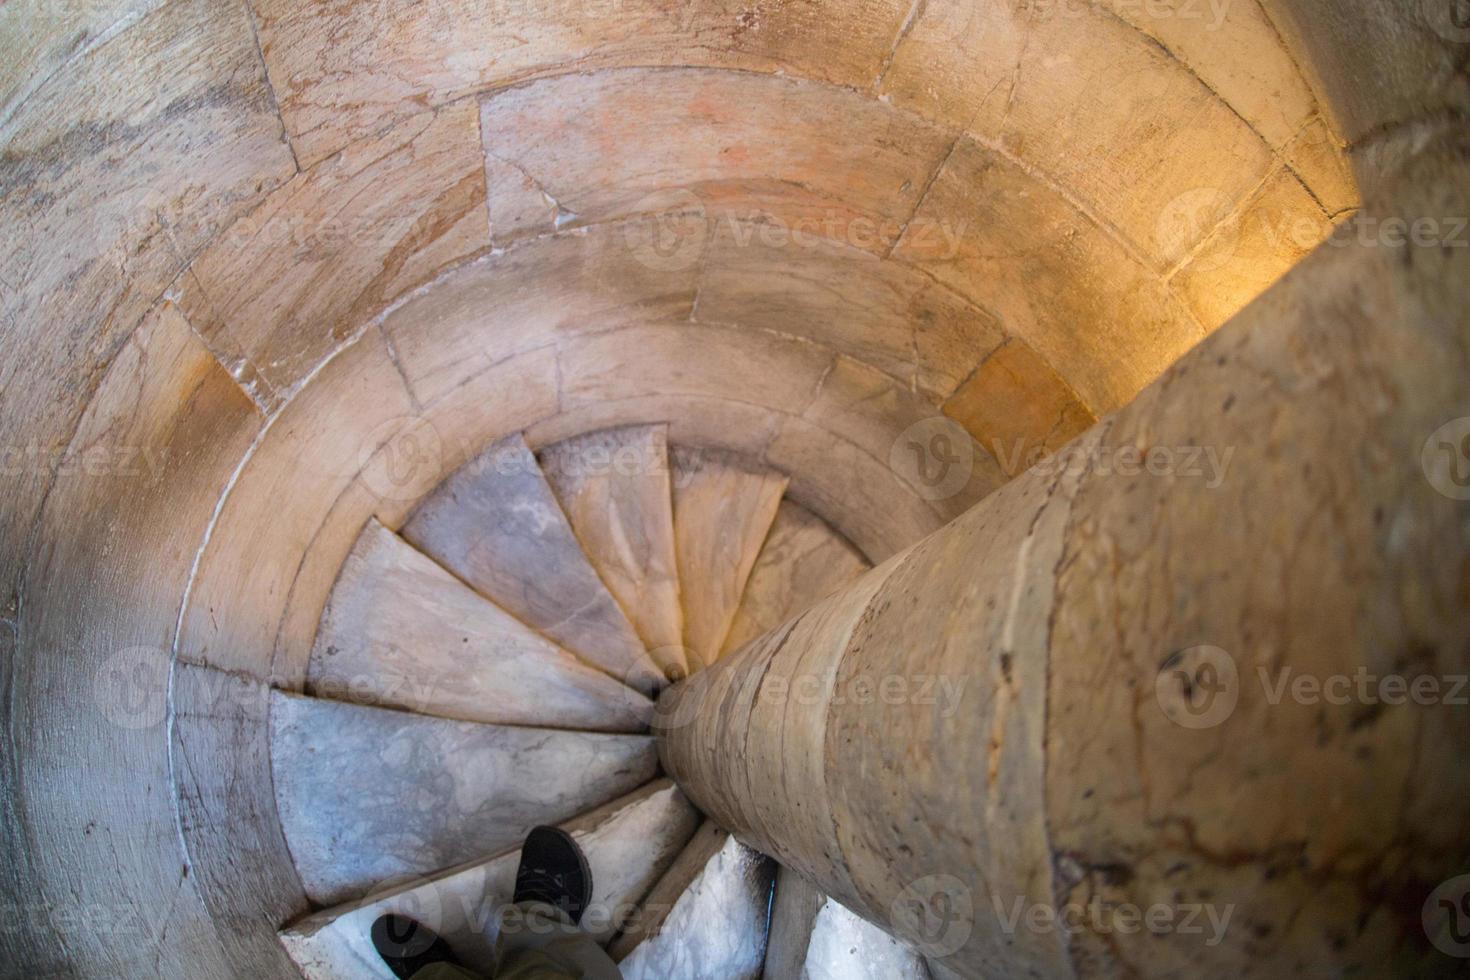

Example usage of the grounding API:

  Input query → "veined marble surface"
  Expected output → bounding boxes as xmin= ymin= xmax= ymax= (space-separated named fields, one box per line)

xmin=617 ymin=833 xmax=775 ymax=980
xmin=401 ymin=432 xmax=665 ymax=695
xmin=279 ymin=780 xmax=698 ymax=979
xmin=607 ymin=821 xmax=728 ymax=961
xmin=310 ymin=519 xmax=652 ymax=732
xmin=539 ymin=425 xmax=686 ymax=678
xmin=671 ymin=447 xmax=787 ymax=671
xmin=802 ymin=898 xmax=931 ymax=980
xmin=723 ymin=500 xmax=870 ymax=656
xmin=270 ymin=691 xmax=657 ymax=905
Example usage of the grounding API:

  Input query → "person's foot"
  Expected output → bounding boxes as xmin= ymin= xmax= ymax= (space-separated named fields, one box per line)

xmin=513 ymin=825 xmax=594 ymax=925
xmin=371 ymin=913 xmax=460 ymax=979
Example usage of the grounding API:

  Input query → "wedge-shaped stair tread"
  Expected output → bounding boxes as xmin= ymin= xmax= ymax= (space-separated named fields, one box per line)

xmin=672 ymin=447 xmax=787 ymax=671
xmin=271 ymin=692 xmax=657 ymax=905
xmin=615 ymin=830 xmax=776 ymax=980
xmin=310 ymin=519 xmax=652 ymax=732
xmin=763 ymin=865 xmax=826 ymax=979
xmin=539 ymin=425 xmax=685 ymax=678
xmin=401 ymin=432 xmax=664 ymax=695
xmin=723 ymin=500 xmax=871 ymax=656
xmin=802 ymin=898 xmax=931 ymax=979
xmin=279 ymin=779 xmax=699 ymax=979
xmin=607 ymin=820 xmax=727 ymax=961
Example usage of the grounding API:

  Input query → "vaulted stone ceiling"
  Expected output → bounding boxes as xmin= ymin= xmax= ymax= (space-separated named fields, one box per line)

xmin=2 ymin=0 xmax=1466 ymax=974
xmin=1 ymin=0 xmax=1370 ymax=595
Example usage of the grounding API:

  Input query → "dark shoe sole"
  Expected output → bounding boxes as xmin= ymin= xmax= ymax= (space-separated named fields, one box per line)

xmin=516 ymin=825 xmax=594 ymax=925
xmin=371 ymin=913 xmax=459 ymax=979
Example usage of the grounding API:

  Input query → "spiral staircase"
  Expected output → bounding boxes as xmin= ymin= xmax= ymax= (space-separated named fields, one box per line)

xmin=272 ymin=424 xmax=889 ymax=978
xmin=5 ymin=0 xmax=1470 ymax=975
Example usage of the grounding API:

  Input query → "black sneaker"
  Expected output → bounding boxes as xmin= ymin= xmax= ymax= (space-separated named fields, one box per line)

xmin=512 ymin=826 xmax=594 ymax=925
xmin=371 ymin=913 xmax=460 ymax=979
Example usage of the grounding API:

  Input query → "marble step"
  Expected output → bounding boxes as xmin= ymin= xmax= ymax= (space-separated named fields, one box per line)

xmin=279 ymin=779 xmax=700 ymax=979
xmin=723 ymin=500 xmax=871 ymax=656
xmin=762 ymin=865 xmax=825 ymax=980
xmin=606 ymin=820 xmax=727 ymax=961
xmin=615 ymin=832 xmax=776 ymax=980
xmin=538 ymin=425 xmax=686 ymax=679
xmin=309 ymin=519 xmax=653 ymax=732
xmin=671 ymin=447 xmax=788 ymax=672
xmin=270 ymin=691 xmax=658 ymax=905
xmin=802 ymin=898 xmax=931 ymax=980
xmin=400 ymin=432 xmax=665 ymax=696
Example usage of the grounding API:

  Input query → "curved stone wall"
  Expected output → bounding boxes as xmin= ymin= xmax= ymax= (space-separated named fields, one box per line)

xmin=2 ymin=0 xmax=1464 ymax=974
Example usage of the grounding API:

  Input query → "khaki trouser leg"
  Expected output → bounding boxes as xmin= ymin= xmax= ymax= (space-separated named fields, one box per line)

xmin=409 ymin=964 xmax=487 ymax=980
xmin=492 ymin=903 xmax=622 ymax=980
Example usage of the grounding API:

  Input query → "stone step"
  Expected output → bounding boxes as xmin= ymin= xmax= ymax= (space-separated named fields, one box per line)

xmin=279 ymin=779 xmax=699 ymax=979
xmin=270 ymin=691 xmax=658 ymax=905
xmin=400 ymin=432 xmax=665 ymax=696
xmin=763 ymin=867 xmax=932 ymax=980
xmin=309 ymin=519 xmax=653 ymax=732
xmin=671 ymin=446 xmax=788 ymax=671
xmin=762 ymin=866 xmax=825 ymax=980
xmin=614 ymin=831 xmax=776 ymax=980
xmin=606 ymin=820 xmax=727 ymax=961
xmin=538 ymin=424 xmax=686 ymax=679
xmin=802 ymin=898 xmax=931 ymax=980
xmin=723 ymin=499 xmax=871 ymax=656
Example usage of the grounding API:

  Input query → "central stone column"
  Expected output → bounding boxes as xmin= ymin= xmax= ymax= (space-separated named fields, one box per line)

xmin=656 ymin=140 xmax=1470 ymax=977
